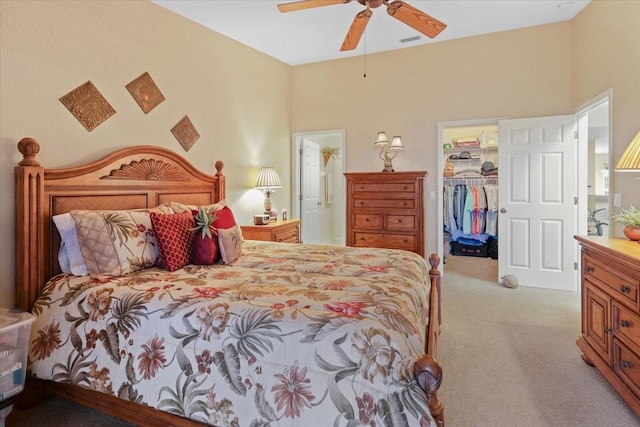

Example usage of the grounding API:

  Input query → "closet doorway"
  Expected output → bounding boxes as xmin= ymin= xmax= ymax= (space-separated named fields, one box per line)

xmin=438 ymin=118 xmax=501 ymax=278
xmin=438 ymin=115 xmax=581 ymax=291
xmin=292 ymin=130 xmax=346 ymax=245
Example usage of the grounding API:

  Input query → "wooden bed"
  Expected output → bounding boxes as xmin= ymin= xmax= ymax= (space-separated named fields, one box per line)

xmin=14 ymin=137 xmax=444 ymax=426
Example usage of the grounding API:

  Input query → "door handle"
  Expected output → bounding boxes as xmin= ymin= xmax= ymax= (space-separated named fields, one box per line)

xmin=500 ymin=208 xmax=507 ymax=214
xmin=317 ymin=202 xmax=322 ymax=206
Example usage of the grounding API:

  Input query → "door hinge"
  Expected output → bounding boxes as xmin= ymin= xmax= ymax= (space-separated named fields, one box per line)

xmin=299 ymin=194 xmax=303 ymax=201
xmin=574 ymin=196 xmax=578 ymax=205
xmin=574 ymin=262 xmax=578 ymax=270
xmin=574 ymin=130 xmax=578 ymax=140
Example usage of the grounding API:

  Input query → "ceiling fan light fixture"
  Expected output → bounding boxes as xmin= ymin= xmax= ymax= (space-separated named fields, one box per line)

xmin=278 ymin=0 xmax=446 ymax=51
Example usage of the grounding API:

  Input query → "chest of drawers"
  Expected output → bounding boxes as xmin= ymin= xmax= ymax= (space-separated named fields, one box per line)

xmin=345 ymin=172 xmax=426 ymax=256
xmin=575 ymin=235 xmax=640 ymax=417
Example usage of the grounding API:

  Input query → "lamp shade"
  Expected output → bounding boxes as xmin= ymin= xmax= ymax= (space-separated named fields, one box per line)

xmin=255 ymin=167 xmax=283 ymax=190
xmin=374 ymin=131 xmax=389 ymax=147
xmin=389 ymin=136 xmax=404 ymax=150
xmin=615 ymin=131 xmax=640 ymax=172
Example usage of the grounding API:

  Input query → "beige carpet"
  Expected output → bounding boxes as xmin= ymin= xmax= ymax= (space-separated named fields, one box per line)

xmin=438 ymin=254 xmax=638 ymax=427
xmin=6 ymin=254 xmax=639 ymax=426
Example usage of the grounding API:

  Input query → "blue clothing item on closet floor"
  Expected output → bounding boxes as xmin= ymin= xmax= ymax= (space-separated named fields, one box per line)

xmin=450 ymin=230 xmax=491 ymax=244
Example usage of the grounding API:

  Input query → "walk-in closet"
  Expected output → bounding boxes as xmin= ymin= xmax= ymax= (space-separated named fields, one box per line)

xmin=439 ymin=122 xmax=500 ymax=267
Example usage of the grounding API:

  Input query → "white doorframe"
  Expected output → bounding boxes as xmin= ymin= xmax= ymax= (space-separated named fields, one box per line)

xmin=437 ymin=117 xmax=504 ymax=274
xmin=574 ymin=90 xmax=613 ymax=238
xmin=293 ymin=129 xmax=346 ymax=244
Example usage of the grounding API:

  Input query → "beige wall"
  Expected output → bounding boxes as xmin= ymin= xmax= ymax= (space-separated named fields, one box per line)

xmin=572 ymin=0 xmax=640 ymax=233
xmin=291 ymin=22 xmax=574 ymax=257
xmin=1 ymin=0 xmax=637 ymax=308
xmin=0 ymin=0 xmax=292 ymax=307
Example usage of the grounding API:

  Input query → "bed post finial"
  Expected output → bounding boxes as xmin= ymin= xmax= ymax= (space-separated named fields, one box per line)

xmin=428 ymin=253 xmax=440 ymax=275
xmin=214 ymin=160 xmax=224 ymax=176
xmin=17 ymin=137 xmax=41 ymax=166
xmin=415 ymin=354 xmax=444 ymax=427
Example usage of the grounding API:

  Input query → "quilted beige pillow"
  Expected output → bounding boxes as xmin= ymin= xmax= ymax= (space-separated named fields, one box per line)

xmin=70 ymin=207 xmax=168 ymax=278
xmin=169 ymin=200 xmax=227 ymax=214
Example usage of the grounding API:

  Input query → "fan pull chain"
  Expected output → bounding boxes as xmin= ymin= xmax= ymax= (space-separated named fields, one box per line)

xmin=363 ymin=31 xmax=367 ymax=78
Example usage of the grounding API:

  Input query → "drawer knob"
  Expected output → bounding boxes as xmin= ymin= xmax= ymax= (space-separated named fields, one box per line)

xmin=360 ymin=185 xmax=365 ymax=190
xmin=621 ymin=320 xmax=631 ymax=328
xmin=586 ymin=266 xmax=594 ymax=273
xmin=604 ymin=327 xmax=610 ymax=334
xmin=623 ymin=360 xmax=632 ymax=369
xmin=403 ymin=185 xmax=408 ymax=190
xmin=404 ymin=239 xmax=408 ymax=243
xmin=621 ymin=285 xmax=631 ymax=294
xmin=359 ymin=201 xmax=364 ymax=205
xmin=403 ymin=202 xmax=407 ymax=206
xmin=365 ymin=218 xmax=370 ymax=222
xmin=360 ymin=236 xmax=365 ymax=241
xmin=398 ymin=219 xmax=403 ymax=223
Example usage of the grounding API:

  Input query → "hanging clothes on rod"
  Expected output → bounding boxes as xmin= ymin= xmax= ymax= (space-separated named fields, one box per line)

xmin=444 ymin=179 xmax=498 ymax=240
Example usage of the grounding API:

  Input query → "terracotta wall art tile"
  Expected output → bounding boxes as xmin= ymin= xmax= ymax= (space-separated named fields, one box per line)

xmin=59 ymin=81 xmax=116 ymax=132
xmin=171 ymin=115 xmax=200 ymax=152
xmin=126 ymin=72 xmax=165 ymax=114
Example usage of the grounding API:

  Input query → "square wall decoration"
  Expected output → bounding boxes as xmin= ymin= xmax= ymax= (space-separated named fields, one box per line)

xmin=59 ymin=81 xmax=116 ymax=132
xmin=126 ymin=72 xmax=165 ymax=114
xmin=171 ymin=115 xmax=200 ymax=152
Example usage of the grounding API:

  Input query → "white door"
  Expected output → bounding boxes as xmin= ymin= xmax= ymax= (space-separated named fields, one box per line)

xmin=498 ymin=116 xmax=577 ymax=291
xmin=301 ymin=138 xmax=320 ymax=244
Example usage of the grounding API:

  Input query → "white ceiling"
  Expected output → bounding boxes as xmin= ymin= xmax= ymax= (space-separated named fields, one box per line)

xmin=153 ymin=0 xmax=590 ymax=66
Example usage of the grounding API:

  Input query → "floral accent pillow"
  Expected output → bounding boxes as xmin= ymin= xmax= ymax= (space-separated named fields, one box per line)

xmin=212 ymin=206 xmax=243 ymax=264
xmin=70 ymin=208 xmax=164 ymax=278
xmin=150 ymin=211 xmax=195 ymax=271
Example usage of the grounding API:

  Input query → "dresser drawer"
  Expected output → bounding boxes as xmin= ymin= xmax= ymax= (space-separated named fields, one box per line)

xmin=354 ymin=213 xmax=382 ymax=229
xmin=274 ymin=228 xmax=299 ymax=243
xmin=614 ymin=302 xmax=640 ymax=348
xmin=584 ymin=255 xmax=639 ymax=306
xmin=353 ymin=232 xmax=416 ymax=251
xmin=352 ymin=182 xmax=417 ymax=194
xmin=385 ymin=214 xmax=415 ymax=231
xmin=614 ymin=338 xmax=640 ymax=398
xmin=354 ymin=198 xmax=415 ymax=210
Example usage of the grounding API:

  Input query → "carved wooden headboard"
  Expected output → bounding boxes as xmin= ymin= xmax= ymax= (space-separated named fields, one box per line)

xmin=14 ymin=137 xmax=225 ymax=310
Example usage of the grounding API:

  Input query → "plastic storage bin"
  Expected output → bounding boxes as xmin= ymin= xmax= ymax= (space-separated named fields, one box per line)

xmin=0 ymin=308 xmax=35 ymax=425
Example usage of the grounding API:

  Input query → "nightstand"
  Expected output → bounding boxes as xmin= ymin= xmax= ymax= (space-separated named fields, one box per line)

xmin=240 ymin=219 xmax=301 ymax=243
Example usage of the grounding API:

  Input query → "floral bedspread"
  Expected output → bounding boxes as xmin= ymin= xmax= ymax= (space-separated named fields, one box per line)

xmin=29 ymin=241 xmax=436 ymax=427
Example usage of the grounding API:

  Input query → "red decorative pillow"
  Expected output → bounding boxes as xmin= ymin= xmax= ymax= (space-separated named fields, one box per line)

xmin=150 ymin=211 xmax=194 ymax=271
xmin=211 ymin=206 xmax=237 ymax=229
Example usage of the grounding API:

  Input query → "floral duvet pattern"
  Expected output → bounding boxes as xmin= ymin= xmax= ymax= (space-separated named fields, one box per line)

xmin=29 ymin=241 xmax=436 ymax=427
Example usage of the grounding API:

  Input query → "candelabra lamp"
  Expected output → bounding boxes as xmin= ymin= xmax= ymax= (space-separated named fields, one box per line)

xmin=374 ymin=131 xmax=404 ymax=172
xmin=255 ymin=167 xmax=283 ymax=220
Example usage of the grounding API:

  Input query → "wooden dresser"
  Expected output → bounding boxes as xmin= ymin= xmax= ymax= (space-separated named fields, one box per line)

xmin=240 ymin=219 xmax=301 ymax=243
xmin=575 ymin=235 xmax=640 ymax=417
xmin=345 ymin=172 xmax=426 ymax=257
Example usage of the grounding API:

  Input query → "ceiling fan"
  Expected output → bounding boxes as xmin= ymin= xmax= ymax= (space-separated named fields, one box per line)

xmin=277 ymin=0 xmax=447 ymax=51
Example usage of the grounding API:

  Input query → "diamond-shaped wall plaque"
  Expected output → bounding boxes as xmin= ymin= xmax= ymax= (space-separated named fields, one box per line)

xmin=59 ymin=81 xmax=116 ymax=132
xmin=171 ymin=115 xmax=200 ymax=152
xmin=126 ymin=72 xmax=165 ymax=114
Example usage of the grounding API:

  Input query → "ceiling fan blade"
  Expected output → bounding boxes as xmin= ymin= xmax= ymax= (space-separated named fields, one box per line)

xmin=386 ymin=0 xmax=447 ymax=39
xmin=277 ymin=0 xmax=350 ymax=13
xmin=340 ymin=9 xmax=372 ymax=51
